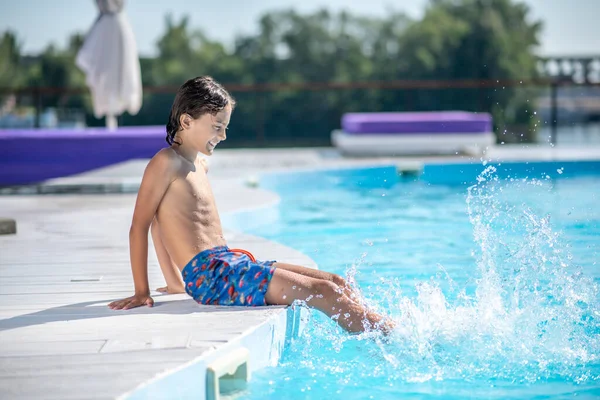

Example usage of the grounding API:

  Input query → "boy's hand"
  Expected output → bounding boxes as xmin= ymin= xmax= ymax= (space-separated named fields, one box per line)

xmin=108 ymin=294 xmax=154 ymax=310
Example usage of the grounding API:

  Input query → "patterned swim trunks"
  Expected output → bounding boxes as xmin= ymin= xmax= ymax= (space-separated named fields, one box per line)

xmin=181 ymin=246 xmax=277 ymax=306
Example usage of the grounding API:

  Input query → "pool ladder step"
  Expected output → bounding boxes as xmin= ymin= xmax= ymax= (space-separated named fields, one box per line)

xmin=206 ymin=347 xmax=250 ymax=400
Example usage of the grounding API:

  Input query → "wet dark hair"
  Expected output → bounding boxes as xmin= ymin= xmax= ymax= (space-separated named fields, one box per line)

xmin=165 ymin=76 xmax=236 ymax=145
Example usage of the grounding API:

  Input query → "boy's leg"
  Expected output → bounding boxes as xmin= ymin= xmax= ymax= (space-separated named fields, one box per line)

xmin=150 ymin=218 xmax=185 ymax=293
xmin=265 ymin=268 xmax=394 ymax=334
xmin=273 ymin=262 xmax=362 ymax=302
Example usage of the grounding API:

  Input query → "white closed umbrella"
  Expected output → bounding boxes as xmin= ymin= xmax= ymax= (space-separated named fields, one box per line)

xmin=76 ymin=0 xmax=142 ymax=130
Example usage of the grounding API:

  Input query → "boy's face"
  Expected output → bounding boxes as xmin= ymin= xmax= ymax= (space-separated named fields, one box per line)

xmin=189 ymin=104 xmax=231 ymax=156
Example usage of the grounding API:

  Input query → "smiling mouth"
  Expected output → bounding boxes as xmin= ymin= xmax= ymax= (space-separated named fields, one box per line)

xmin=207 ymin=140 xmax=219 ymax=151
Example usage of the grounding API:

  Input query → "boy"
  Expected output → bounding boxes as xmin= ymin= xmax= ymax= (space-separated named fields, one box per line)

xmin=108 ymin=76 xmax=395 ymax=334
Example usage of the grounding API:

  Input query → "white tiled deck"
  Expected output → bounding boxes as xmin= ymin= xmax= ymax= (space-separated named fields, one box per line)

xmin=1 ymin=144 xmax=599 ymax=399
xmin=0 ymin=180 xmax=313 ymax=399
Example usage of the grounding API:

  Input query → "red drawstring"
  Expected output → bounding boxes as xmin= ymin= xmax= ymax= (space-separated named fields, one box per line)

xmin=229 ymin=248 xmax=257 ymax=262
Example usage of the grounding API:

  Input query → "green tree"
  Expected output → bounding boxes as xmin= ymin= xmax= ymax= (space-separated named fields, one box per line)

xmin=4 ymin=0 xmax=544 ymax=143
xmin=20 ymin=33 xmax=88 ymax=118
xmin=232 ymin=9 xmax=411 ymax=144
xmin=397 ymin=0 xmax=543 ymax=140
xmin=0 ymin=31 xmax=22 ymax=89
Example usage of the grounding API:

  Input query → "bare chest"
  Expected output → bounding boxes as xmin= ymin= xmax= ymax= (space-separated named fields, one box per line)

xmin=170 ymin=168 xmax=215 ymax=208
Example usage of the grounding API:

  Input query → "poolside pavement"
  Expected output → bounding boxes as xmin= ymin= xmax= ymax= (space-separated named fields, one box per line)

xmin=0 ymin=177 xmax=313 ymax=399
xmin=1 ymin=144 xmax=599 ymax=399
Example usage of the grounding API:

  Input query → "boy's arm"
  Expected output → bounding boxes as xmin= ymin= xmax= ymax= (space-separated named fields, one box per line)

xmin=109 ymin=150 xmax=178 ymax=310
xmin=152 ymin=220 xmax=185 ymax=293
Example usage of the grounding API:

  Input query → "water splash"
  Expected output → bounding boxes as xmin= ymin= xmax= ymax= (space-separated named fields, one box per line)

xmin=249 ymin=167 xmax=600 ymax=398
xmin=374 ymin=166 xmax=600 ymax=384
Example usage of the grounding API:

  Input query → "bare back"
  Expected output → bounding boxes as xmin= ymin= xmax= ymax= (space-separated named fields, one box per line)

xmin=154 ymin=148 xmax=226 ymax=269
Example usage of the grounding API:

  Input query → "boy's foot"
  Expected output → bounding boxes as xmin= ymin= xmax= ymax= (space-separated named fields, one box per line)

xmin=380 ymin=318 xmax=397 ymax=336
xmin=156 ymin=286 xmax=186 ymax=294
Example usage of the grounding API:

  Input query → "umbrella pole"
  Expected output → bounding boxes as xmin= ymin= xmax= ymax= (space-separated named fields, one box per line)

xmin=106 ymin=115 xmax=118 ymax=130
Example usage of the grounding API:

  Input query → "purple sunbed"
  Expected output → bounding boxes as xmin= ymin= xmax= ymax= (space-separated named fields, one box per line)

xmin=332 ymin=111 xmax=495 ymax=156
xmin=342 ymin=111 xmax=492 ymax=134
xmin=0 ymin=126 xmax=166 ymax=186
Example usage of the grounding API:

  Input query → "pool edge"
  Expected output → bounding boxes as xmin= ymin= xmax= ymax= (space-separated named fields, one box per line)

xmin=120 ymin=305 xmax=308 ymax=400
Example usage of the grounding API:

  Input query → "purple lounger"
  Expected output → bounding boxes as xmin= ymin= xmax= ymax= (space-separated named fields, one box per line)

xmin=331 ymin=111 xmax=495 ymax=156
xmin=0 ymin=126 xmax=166 ymax=186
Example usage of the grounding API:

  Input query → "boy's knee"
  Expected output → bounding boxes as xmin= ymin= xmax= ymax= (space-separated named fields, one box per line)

xmin=313 ymin=279 xmax=341 ymax=297
xmin=331 ymin=274 xmax=347 ymax=288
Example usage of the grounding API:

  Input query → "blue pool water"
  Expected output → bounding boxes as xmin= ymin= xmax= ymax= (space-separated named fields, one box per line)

xmin=241 ymin=163 xmax=600 ymax=399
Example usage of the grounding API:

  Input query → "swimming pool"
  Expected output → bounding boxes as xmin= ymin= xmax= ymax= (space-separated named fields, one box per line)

xmin=239 ymin=161 xmax=600 ymax=399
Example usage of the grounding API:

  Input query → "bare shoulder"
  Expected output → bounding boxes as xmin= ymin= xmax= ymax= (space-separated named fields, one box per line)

xmin=142 ymin=147 xmax=181 ymax=184
xmin=131 ymin=148 xmax=182 ymax=230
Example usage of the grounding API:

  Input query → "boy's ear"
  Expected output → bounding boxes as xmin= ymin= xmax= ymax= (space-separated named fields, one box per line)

xmin=179 ymin=114 xmax=192 ymax=130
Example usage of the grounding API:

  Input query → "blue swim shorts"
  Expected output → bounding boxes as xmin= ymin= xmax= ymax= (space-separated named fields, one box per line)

xmin=181 ymin=246 xmax=277 ymax=306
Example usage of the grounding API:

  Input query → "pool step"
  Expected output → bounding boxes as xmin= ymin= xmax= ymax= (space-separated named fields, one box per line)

xmin=206 ymin=347 xmax=250 ymax=400
xmin=396 ymin=162 xmax=423 ymax=178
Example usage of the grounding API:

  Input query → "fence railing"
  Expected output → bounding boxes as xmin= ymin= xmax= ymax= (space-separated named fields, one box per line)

xmin=1 ymin=78 xmax=599 ymax=146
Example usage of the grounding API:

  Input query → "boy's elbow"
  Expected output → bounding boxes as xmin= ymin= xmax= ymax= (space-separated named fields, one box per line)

xmin=129 ymin=223 xmax=149 ymax=236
